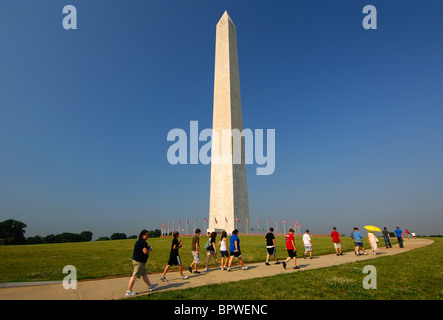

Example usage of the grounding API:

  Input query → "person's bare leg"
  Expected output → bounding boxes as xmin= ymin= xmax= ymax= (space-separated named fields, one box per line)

xmin=227 ymin=255 xmax=234 ymax=269
xmin=239 ymin=257 xmax=245 ymax=268
xmin=205 ymin=253 xmax=211 ymax=269
xmin=162 ymin=265 xmax=170 ymax=278
xmin=142 ymin=274 xmax=151 ymax=287
xmin=127 ymin=276 xmax=136 ymax=291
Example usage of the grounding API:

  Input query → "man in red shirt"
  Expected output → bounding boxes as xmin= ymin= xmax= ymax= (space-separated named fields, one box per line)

xmin=331 ymin=227 xmax=343 ymax=256
xmin=282 ymin=229 xmax=300 ymax=270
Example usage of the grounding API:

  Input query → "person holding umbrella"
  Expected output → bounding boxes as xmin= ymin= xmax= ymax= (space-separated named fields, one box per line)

xmin=367 ymin=231 xmax=379 ymax=255
xmin=364 ymin=226 xmax=381 ymax=255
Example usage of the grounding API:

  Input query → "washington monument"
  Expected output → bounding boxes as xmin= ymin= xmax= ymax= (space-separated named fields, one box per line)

xmin=208 ymin=11 xmax=250 ymax=234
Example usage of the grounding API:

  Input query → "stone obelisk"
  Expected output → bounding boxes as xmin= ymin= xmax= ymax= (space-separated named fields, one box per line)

xmin=208 ymin=11 xmax=250 ymax=234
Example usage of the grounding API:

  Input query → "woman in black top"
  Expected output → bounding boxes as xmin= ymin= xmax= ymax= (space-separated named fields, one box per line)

xmin=205 ymin=232 xmax=221 ymax=271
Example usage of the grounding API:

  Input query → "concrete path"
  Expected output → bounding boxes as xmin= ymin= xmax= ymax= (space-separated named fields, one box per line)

xmin=0 ymin=238 xmax=433 ymax=300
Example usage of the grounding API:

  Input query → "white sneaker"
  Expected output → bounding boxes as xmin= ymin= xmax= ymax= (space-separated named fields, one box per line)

xmin=242 ymin=266 xmax=249 ymax=270
xmin=125 ymin=290 xmax=137 ymax=296
xmin=180 ymin=275 xmax=189 ymax=280
xmin=204 ymin=268 xmax=208 ymax=271
xmin=160 ymin=276 xmax=167 ymax=282
xmin=149 ymin=283 xmax=158 ymax=291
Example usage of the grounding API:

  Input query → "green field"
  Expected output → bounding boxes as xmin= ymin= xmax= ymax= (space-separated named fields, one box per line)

xmin=132 ymin=237 xmax=442 ymax=300
xmin=1 ymin=236 xmax=441 ymax=300
xmin=0 ymin=234 xmax=388 ymax=282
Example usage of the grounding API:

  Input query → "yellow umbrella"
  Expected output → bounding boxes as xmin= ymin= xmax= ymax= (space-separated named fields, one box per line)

xmin=364 ymin=225 xmax=381 ymax=232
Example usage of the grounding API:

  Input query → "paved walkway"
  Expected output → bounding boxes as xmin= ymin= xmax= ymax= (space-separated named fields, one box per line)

xmin=0 ymin=238 xmax=433 ymax=300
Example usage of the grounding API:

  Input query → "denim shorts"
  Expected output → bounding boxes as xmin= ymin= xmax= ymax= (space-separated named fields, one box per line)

xmin=220 ymin=250 xmax=229 ymax=257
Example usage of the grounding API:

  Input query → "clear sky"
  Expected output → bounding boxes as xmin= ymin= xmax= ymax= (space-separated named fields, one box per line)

xmin=0 ymin=0 xmax=442 ymax=239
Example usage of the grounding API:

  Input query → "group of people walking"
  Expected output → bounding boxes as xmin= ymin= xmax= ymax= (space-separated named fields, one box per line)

xmin=186 ymin=229 xmax=249 ymax=273
xmin=349 ymin=226 xmax=407 ymax=256
xmin=265 ymin=228 xmax=313 ymax=270
xmin=125 ymin=225 xmax=409 ymax=296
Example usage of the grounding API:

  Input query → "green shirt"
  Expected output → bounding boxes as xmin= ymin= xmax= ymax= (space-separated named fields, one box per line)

xmin=191 ymin=234 xmax=199 ymax=251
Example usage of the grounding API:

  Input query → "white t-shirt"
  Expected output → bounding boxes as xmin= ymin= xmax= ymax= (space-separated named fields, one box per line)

xmin=220 ymin=238 xmax=227 ymax=251
xmin=303 ymin=234 xmax=311 ymax=246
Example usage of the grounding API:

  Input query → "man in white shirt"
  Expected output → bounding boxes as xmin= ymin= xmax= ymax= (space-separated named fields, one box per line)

xmin=302 ymin=230 xmax=313 ymax=259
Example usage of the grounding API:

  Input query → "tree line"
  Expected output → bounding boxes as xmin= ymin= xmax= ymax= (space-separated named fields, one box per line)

xmin=0 ymin=219 xmax=161 ymax=245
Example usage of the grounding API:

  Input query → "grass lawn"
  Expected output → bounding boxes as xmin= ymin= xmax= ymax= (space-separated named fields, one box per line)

xmin=132 ymin=237 xmax=442 ymax=300
xmin=1 ymin=233 xmax=395 ymax=282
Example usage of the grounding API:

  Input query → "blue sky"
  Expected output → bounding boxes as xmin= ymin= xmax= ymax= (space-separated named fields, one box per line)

xmin=0 ymin=0 xmax=442 ymax=239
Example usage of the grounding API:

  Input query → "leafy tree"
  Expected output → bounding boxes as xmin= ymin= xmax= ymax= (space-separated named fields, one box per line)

xmin=110 ymin=233 xmax=127 ymax=240
xmin=0 ymin=219 xmax=27 ymax=244
xmin=55 ymin=232 xmax=84 ymax=243
xmin=80 ymin=231 xmax=93 ymax=242
xmin=26 ymin=235 xmax=43 ymax=244
xmin=149 ymin=229 xmax=161 ymax=238
xmin=45 ymin=234 xmax=56 ymax=243
xmin=96 ymin=236 xmax=110 ymax=241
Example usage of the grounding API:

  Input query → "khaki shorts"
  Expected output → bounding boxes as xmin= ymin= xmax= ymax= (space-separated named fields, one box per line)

xmin=192 ymin=251 xmax=201 ymax=264
xmin=132 ymin=259 xmax=147 ymax=279
xmin=334 ymin=242 xmax=341 ymax=249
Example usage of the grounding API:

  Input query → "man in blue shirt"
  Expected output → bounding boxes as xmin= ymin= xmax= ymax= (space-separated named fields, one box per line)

xmin=394 ymin=227 xmax=404 ymax=248
xmin=353 ymin=227 xmax=367 ymax=256
xmin=227 ymin=229 xmax=248 ymax=272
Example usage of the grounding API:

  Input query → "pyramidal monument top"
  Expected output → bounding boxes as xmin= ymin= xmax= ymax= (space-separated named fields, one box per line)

xmin=217 ymin=10 xmax=236 ymax=28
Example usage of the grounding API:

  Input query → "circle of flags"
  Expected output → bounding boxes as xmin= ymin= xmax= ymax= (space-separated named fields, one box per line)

xmin=160 ymin=217 xmax=302 ymax=236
